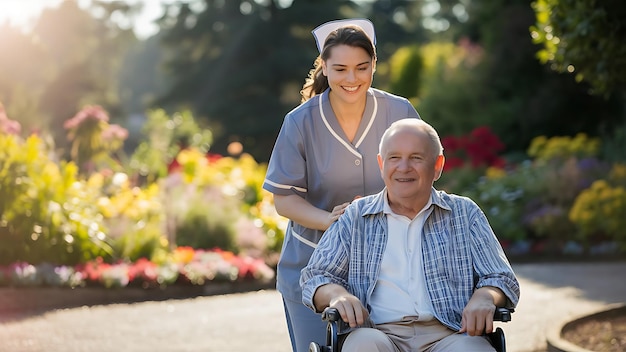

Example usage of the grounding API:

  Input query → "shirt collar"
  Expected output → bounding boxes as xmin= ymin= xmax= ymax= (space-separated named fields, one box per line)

xmin=362 ymin=188 xmax=451 ymax=218
xmin=382 ymin=189 xmax=433 ymax=219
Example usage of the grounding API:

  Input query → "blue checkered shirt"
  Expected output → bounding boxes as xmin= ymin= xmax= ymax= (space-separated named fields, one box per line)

xmin=300 ymin=188 xmax=520 ymax=331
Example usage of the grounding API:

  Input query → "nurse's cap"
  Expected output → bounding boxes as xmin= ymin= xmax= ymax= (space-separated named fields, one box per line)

xmin=312 ymin=18 xmax=376 ymax=54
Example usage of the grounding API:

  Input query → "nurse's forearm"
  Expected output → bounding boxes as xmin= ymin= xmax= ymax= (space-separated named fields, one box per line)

xmin=274 ymin=194 xmax=333 ymax=231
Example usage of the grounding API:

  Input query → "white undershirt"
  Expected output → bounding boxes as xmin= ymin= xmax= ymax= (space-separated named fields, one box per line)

xmin=369 ymin=194 xmax=435 ymax=325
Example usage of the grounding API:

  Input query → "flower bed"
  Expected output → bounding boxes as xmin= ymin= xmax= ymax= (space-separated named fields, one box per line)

xmin=0 ymin=247 xmax=275 ymax=290
xmin=0 ymin=247 xmax=276 ymax=317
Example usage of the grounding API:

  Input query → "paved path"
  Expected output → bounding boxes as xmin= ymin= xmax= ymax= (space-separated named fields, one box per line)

xmin=0 ymin=262 xmax=625 ymax=352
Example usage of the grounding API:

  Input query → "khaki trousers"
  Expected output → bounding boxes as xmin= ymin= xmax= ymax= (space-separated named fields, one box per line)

xmin=341 ymin=319 xmax=495 ymax=352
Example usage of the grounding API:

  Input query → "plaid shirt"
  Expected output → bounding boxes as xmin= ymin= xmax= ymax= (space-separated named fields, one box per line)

xmin=300 ymin=188 xmax=520 ymax=331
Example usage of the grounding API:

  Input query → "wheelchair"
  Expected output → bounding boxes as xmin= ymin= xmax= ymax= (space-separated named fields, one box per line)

xmin=309 ymin=307 xmax=513 ymax=352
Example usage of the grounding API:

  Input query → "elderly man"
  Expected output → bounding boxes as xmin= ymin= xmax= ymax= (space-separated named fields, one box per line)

xmin=300 ymin=119 xmax=520 ymax=352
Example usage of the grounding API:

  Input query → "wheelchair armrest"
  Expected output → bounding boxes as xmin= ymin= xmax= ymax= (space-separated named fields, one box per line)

xmin=494 ymin=307 xmax=514 ymax=322
xmin=322 ymin=307 xmax=514 ymax=323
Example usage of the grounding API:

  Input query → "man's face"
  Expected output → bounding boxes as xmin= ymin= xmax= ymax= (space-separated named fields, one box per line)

xmin=322 ymin=44 xmax=375 ymax=105
xmin=377 ymin=129 xmax=443 ymax=203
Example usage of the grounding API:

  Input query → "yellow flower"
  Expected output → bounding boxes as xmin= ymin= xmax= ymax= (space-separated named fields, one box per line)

xmin=485 ymin=167 xmax=506 ymax=180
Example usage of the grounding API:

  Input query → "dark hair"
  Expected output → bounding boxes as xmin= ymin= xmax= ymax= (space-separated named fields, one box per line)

xmin=300 ymin=25 xmax=377 ymax=102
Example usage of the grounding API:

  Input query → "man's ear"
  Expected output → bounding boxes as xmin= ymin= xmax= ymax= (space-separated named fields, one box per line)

xmin=377 ymin=154 xmax=383 ymax=170
xmin=434 ymin=155 xmax=445 ymax=181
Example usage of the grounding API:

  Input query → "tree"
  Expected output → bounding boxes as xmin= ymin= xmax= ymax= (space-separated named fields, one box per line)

xmin=5 ymin=1 xmax=137 ymax=154
xmin=156 ymin=0 xmax=354 ymax=162
xmin=0 ymin=24 xmax=50 ymax=134
xmin=388 ymin=45 xmax=423 ymax=102
xmin=531 ymin=0 xmax=626 ymax=96
xmin=415 ymin=0 xmax=623 ymax=156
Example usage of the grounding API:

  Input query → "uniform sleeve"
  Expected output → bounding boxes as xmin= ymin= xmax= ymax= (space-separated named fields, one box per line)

xmin=263 ymin=114 xmax=308 ymax=197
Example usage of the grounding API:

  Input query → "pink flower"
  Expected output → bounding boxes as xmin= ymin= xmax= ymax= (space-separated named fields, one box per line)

xmin=64 ymin=105 xmax=109 ymax=130
xmin=0 ymin=118 xmax=21 ymax=135
xmin=101 ymin=124 xmax=129 ymax=141
xmin=0 ymin=103 xmax=21 ymax=135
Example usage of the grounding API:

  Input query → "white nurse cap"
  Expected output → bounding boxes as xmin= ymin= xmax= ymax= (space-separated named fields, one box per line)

xmin=312 ymin=18 xmax=376 ymax=54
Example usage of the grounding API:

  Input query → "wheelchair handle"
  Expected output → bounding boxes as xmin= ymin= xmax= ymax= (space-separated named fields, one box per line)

xmin=494 ymin=307 xmax=514 ymax=322
xmin=321 ymin=307 xmax=342 ymax=322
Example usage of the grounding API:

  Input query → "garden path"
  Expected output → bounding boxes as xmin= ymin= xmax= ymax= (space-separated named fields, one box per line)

xmin=0 ymin=262 xmax=625 ymax=352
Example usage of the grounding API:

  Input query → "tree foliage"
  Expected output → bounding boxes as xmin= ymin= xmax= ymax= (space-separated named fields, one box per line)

xmin=2 ymin=0 xmax=623 ymax=166
xmin=155 ymin=0 xmax=430 ymax=161
xmin=0 ymin=1 xmax=137 ymax=156
xmin=530 ymin=0 xmax=626 ymax=96
xmin=416 ymin=0 xmax=623 ymax=156
xmin=388 ymin=45 xmax=423 ymax=102
xmin=156 ymin=0 xmax=356 ymax=161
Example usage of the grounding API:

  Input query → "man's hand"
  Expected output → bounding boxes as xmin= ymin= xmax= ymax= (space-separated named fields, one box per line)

xmin=329 ymin=294 xmax=369 ymax=328
xmin=459 ymin=295 xmax=495 ymax=336
xmin=459 ymin=287 xmax=506 ymax=336
xmin=313 ymin=284 xmax=369 ymax=328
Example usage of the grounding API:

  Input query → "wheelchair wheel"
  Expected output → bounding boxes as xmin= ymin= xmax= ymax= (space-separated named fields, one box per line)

xmin=308 ymin=342 xmax=322 ymax=352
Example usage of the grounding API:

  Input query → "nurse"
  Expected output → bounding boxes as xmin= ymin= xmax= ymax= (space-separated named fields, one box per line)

xmin=263 ymin=18 xmax=421 ymax=352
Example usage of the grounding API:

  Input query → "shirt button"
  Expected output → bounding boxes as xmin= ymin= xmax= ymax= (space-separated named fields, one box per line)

xmin=355 ymin=159 xmax=361 ymax=166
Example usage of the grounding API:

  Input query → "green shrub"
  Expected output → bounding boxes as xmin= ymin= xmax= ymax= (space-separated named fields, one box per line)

xmin=113 ymin=224 xmax=169 ymax=262
xmin=163 ymin=178 xmax=240 ymax=252
xmin=169 ymin=148 xmax=283 ymax=256
xmin=175 ymin=201 xmax=237 ymax=252
xmin=437 ymin=166 xmax=485 ymax=195
xmin=600 ymin=122 xmax=626 ymax=163
xmin=0 ymin=134 xmax=113 ymax=265
xmin=522 ymin=133 xmax=611 ymax=246
xmin=95 ymin=174 xmax=169 ymax=262
xmin=463 ymin=163 xmax=542 ymax=242
xmin=388 ymin=45 xmax=423 ymax=100
xmin=129 ymin=109 xmax=213 ymax=183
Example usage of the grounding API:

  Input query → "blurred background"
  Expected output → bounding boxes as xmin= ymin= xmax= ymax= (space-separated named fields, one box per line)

xmin=0 ymin=0 xmax=625 ymax=276
xmin=2 ymin=0 xmax=624 ymax=162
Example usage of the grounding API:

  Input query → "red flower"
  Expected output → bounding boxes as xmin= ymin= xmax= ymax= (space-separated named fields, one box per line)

xmin=207 ymin=153 xmax=223 ymax=163
xmin=441 ymin=126 xmax=506 ymax=170
xmin=443 ymin=157 xmax=465 ymax=171
xmin=127 ymin=258 xmax=159 ymax=284
xmin=75 ymin=257 xmax=109 ymax=284
xmin=442 ymin=136 xmax=462 ymax=152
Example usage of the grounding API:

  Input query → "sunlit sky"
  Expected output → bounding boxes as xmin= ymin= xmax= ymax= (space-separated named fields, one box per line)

xmin=0 ymin=0 xmax=169 ymax=39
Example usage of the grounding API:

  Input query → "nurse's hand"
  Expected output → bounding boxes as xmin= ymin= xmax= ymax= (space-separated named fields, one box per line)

xmin=327 ymin=202 xmax=350 ymax=227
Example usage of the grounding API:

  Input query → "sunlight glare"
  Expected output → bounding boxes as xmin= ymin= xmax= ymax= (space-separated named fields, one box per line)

xmin=0 ymin=0 xmax=193 ymax=40
xmin=0 ymin=0 xmax=63 ymax=30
